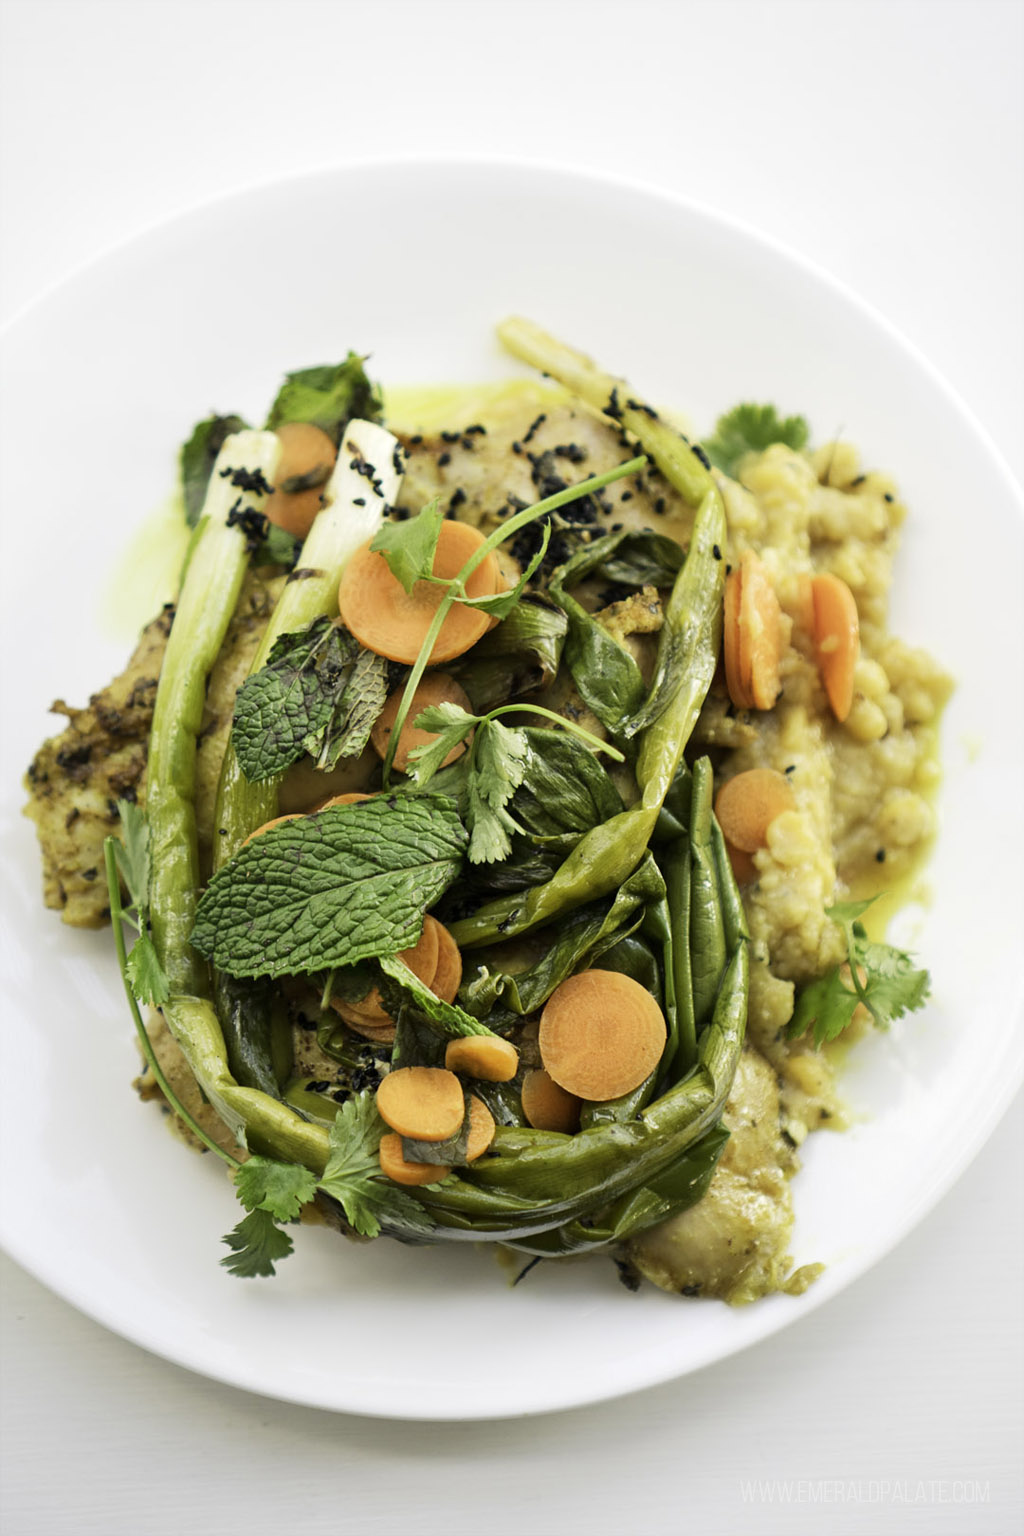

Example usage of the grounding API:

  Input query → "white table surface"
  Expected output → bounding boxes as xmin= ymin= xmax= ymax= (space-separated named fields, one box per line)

xmin=1 ymin=2 xmax=1021 ymax=1533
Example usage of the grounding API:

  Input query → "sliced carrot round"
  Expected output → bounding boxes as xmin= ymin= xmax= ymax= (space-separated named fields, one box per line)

xmin=376 ymin=1066 xmax=465 ymax=1141
xmin=316 ymin=792 xmax=373 ymax=810
xmin=379 ymin=1132 xmax=448 ymax=1186
xmin=331 ymin=916 xmax=441 ymax=1026
xmin=723 ymin=839 xmax=759 ymax=886
xmin=264 ymin=422 xmax=338 ymax=539
xmin=342 ymin=1016 xmax=397 ymax=1046
xmin=338 ymin=519 xmax=502 ymax=665
xmin=445 ymin=1034 xmax=519 ymax=1082
xmin=538 ymin=970 xmax=666 ymax=1102
xmin=722 ymin=565 xmax=751 ymax=709
xmin=714 ymin=768 xmax=795 ymax=853
xmin=737 ymin=551 xmax=783 ymax=710
xmin=429 ymin=923 xmax=463 ymax=1005
xmin=370 ymin=673 xmax=473 ymax=774
xmin=521 ymin=1069 xmax=581 ymax=1133
xmin=464 ymin=1096 xmax=496 ymax=1161
xmin=812 ymin=572 xmax=860 ymax=722
xmin=241 ymin=813 xmax=304 ymax=848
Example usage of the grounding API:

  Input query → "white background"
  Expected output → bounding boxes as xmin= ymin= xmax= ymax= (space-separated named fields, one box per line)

xmin=1 ymin=1 xmax=1021 ymax=1533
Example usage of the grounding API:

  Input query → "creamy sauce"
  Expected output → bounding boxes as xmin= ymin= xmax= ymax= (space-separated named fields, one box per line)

xmin=101 ymin=491 xmax=190 ymax=646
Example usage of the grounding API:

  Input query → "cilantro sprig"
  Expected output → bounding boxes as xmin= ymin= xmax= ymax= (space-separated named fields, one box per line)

xmin=104 ymin=818 xmax=432 ymax=1278
xmin=406 ymin=700 xmax=623 ymax=864
xmin=110 ymin=801 xmax=169 ymax=1008
xmin=787 ymin=899 xmax=931 ymax=1049
xmin=702 ymin=403 xmax=809 ymax=479
xmin=370 ymin=456 xmax=647 ymax=787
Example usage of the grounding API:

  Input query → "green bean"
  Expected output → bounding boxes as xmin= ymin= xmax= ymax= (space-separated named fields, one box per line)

xmin=688 ymin=758 xmax=727 ymax=1031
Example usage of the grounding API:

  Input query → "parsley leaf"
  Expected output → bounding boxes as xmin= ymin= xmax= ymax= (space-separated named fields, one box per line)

xmin=370 ymin=497 xmax=445 ymax=594
xmin=232 ymin=619 xmax=387 ymax=782
xmin=221 ymin=1208 xmax=296 ymax=1278
xmin=318 ymin=1091 xmax=440 ymax=1238
xmin=702 ymin=403 xmax=809 ymax=478
xmin=787 ymin=899 xmax=931 ymax=1048
xmin=190 ymin=794 xmax=466 ymax=978
xmin=112 ymin=801 xmax=169 ymax=1007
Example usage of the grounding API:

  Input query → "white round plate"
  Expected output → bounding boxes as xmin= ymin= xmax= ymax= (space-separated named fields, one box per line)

xmin=1 ymin=160 xmax=1021 ymax=1420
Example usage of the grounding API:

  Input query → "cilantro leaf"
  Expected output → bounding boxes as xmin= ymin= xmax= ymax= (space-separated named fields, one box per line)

xmin=405 ymin=701 xmax=479 ymax=787
xmin=702 ymin=403 xmax=809 ymax=478
xmin=265 ymin=355 xmax=382 ymax=445
xmin=318 ymin=1091 xmax=439 ymax=1238
xmin=233 ymin=1155 xmax=319 ymax=1222
xmin=370 ymin=498 xmax=445 ymax=594
xmin=466 ymin=718 xmax=529 ymax=864
xmin=190 ymin=794 xmax=466 ymax=979
xmin=125 ymin=934 xmax=170 ymax=1008
xmin=452 ymin=521 xmax=551 ymax=619
xmin=112 ymin=801 xmax=170 ymax=1007
xmin=112 ymin=799 xmax=150 ymax=911
xmin=787 ymin=899 xmax=931 ymax=1048
xmin=221 ymin=1208 xmax=296 ymax=1278
xmin=232 ymin=619 xmax=386 ymax=782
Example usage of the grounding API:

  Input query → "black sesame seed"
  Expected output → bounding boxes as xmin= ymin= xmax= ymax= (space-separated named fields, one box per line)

xmin=438 ymin=451 xmax=451 ymax=468
xmin=712 ymin=543 xmax=722 ymax=560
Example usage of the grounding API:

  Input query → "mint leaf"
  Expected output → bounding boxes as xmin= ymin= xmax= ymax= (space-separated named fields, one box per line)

xmin=703 ymin=403 xmax=809 ymax=478
xmin=190 ymin=794 xmax=466 ymax=979
xmin=318 ymin=1091 xmax=439 ymax=1238
xmin=370 ymin=498 xmax=445 ymax=594
xmin=787 ymin=899 xmax=931 ymax=1047
xmin=466 ymin=719 xmax=529 ymax=864
xmin=232 ymin=619 xmax=386 ymax=782
xmin=180 ymin=412 xmax=248 ymax=527
xmin=234 ymin=1156 xmax=319 ymax=1222
xmin=220 ymin=1208 xmax=295 ymax=1278
xmin=378 ymin=954 xmax=494 ymax=1040
xmin=315 ymin=644 xmax=389 ymax=771
xmin=265 ymin=355 xmax=382 ymax=445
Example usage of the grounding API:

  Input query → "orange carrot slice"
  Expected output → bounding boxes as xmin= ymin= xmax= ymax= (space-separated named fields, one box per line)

xmin=722 ymin=565 xmax=751 ymax=709
xmin=338 ymin=520 xmax=502 ymax=665
xmin=737 ymin=551 xmax=783 ymax=709
xmin=464 ymin=1096 xmax=496 ymax=1161
xmin=429 ymin=923 xmax=464 ymax=1006
xmin=812 ymin=572 xmax=860 ymax=722
xmin=331 ymin=916 xmax=442 ymax=1026
xmin=445 ymin=1034 xmax=519 ymax=1082
xmin=370 ymin=673 xmax=473 ymax=774
xmin=376 ymin=1066 xmax=465 ymax=1141
xmin=714 ymin=768 xmax=795 ymax=853
xmin=379 ymin=1132 xmax=448 ymax=1186
xmin=538 ymin=970 xmax=666 ymax=1102
xmin=316 ymin=792 xmax=373 ymax=809
xmin=723 ymin=839 xmax=759 ymax=886
xmin=521 ymin=1069 xmax=581 ymax=1133
xmin=264 ymin=422 xmax=338 ymax=540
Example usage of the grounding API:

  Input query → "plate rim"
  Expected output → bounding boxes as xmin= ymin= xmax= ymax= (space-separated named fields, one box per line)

xmin=2 ymin=153 xmax=1022 ymax=1420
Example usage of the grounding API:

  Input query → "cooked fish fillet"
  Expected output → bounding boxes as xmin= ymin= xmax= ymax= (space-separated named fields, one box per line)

xmin=24 ymin=570 xmax=282 ymax=923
